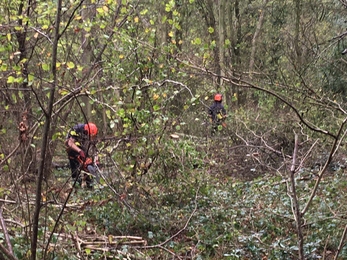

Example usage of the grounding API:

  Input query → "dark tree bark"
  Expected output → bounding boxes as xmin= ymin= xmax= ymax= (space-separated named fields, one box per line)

xmin=30 ymin=0 xmax=61 ymax=258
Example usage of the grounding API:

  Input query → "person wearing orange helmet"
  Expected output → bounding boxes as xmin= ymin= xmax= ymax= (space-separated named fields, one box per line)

xmin=208 ymin=93 xmax=227 ymax=135
xmin=65 ymin=122 xmax=99 ymax=189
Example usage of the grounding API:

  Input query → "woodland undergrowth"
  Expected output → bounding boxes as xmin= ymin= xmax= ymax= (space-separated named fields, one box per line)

xmin=3 ymin=131 xmax=347 ymax=260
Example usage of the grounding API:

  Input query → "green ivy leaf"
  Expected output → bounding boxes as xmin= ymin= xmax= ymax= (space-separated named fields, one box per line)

xmin=42 ymin=63 xmax=50 ymax=71
xmin=7 ymin=76 xmax=15 ymax=83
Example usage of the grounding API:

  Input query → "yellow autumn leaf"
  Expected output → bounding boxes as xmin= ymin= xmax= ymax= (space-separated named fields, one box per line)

xmin=59 ymin=89 xmax=69 ymax=95
xmin=67 ymin=61 xmax=75 ymax=69
xmin=153 ymin=93 xmax=159 ymax=100
xmin=134 ymin=16 xmax=139 ymax=23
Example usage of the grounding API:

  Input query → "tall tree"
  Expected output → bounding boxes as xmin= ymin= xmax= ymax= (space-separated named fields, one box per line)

xmin=30 ymin=0 xmax=61 ymax=257
xmin=249 ymin=0 xmax=269 ymax=78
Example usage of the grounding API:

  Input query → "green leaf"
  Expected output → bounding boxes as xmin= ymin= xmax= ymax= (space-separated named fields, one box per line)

xmin=7 ymin=76 xmax=15 ymax=83
xmin=96 ymin=7 xmax=104 ymax=14
xmin=28 ymin=74 xmax=34 ymax=83
xmin=192 ymin=38 xmax=201 ymax=45
xmin=67 ymin=62 xmax=75 ymax=69
xmin=42 ymin=63 xmax=50 ymax=71
xmin=0 ymin=64 xmax=8 ymax=71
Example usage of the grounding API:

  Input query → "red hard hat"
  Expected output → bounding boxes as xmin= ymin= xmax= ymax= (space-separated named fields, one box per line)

xmin=84 ymin=123 xmax=98 ymax=137
xmin=214 ymin=93 xmax=223 ymax=101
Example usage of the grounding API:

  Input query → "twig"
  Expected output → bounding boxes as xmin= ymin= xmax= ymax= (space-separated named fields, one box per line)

xmin=0 ymin=243 xmax=16 ymax=260
xmin=301 ymin=116 xmax=347 ymax=216
xmin=95 ymin=165 xmax=134 ymax=211
xmin=334 ymin=225 xmax=347 ymax=260
xmin=71 ymin=232 xmax=84 ymax=260
xmin=0 ymin=199 xmax=14 ymax=257
xmin=0 ymin=142 xmax=20 ymax=168
xmin=294 ymin=138 xmax=319 ymax=172
xmin=0 ymin=199 xmax=17 ymax=204
xmin=322 ymin=235 xmax=330 ymax=260
xmin=287 ymin=132 xmax=304 ymax=259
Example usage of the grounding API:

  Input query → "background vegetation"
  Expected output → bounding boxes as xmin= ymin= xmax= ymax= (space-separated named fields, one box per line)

xmin=1 ymin=0 xmax=347 ymax=259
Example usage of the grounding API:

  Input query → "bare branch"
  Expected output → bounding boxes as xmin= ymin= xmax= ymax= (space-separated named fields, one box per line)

xmin=287 ymin=133 xmax=304 ymax=259
xmin=0 ymin=202 xmax=14 ymax=257
xmin=334 ymin=225 xmax=347 ymax=260
xmin=301 ymin=116 xmax=347 ymax=216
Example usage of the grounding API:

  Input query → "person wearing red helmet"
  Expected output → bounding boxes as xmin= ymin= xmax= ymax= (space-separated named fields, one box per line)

xmin=65 ymin=122 xmax=99 ymax=189
xmin=208 ymin=93 xmax=227 ymax=135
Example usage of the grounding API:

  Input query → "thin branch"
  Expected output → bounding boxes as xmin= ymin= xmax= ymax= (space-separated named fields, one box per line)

xmin=294 ymin=138 xmax=319 ymax=172
xmin=96 ymin=165 xmax=135 ymax=211
xmin=0 ymin=243 xmax=16 ymax=260
xmin=0 ymin=202 xmax=14 ymax=257
xmin=29 ymin=27 xmax=53 ymax=44
xmin=287 ymin=132 xmax=304 ymax=259
xmin=334 ymin=225 xmax=347 ymax=260
xmin=301 ymin=116 xmax=347 ymax=216
xmin=0 ymin=143 xmax=20 ymax=168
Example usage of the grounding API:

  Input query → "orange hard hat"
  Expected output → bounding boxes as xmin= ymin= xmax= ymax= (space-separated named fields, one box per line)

xmin=214 ymin=93 xmax=223 ymax=101
xmin=84 ymin=123 xmax=98 ymax=137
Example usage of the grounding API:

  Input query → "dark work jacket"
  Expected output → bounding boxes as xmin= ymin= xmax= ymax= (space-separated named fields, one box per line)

xmin=208 ymin=102 xmax=226 ymax=124
xmin=65 ymin=123 xmax=87 ymax=158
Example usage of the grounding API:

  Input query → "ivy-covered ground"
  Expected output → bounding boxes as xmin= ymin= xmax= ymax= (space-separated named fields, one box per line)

xmin=5 ymin=134 xmax=347 ymax=259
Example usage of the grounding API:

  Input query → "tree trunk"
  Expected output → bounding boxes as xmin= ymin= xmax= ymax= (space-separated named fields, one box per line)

xmin=294 ymin=0 xmax=302 ymax=67
xmin=218 ymin=0 xmax=226 ymax=96
xmin=30 ymin=0 xmax=61 ymax=258
xmin=197 ymin=0 xmax=221 ymax=89
xmin=249 ymin=0 xmax=269 ymax=78
xmin=233 ymin=0 xmax=243 ymax=106
xmin=81 ymin=0 xmax=96 ymax=120
xmin=16 ymin=0 xmax=35 ymax=175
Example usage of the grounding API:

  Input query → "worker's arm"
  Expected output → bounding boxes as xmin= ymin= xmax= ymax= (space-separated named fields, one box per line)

xmin=66 ymin=137 xmax=83 ymax=153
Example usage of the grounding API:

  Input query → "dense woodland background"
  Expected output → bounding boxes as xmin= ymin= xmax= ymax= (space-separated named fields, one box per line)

xmin=1 ymin=0 xmax=347 ymax=259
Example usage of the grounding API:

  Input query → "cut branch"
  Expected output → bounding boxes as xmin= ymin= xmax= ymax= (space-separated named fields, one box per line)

xmin=288 ymin=132 xmax=304 ymax=259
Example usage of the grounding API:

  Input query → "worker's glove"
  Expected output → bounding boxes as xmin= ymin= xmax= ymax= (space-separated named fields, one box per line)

xmin=84 ymin=157 xmax=93 ymax=166
xmin=79 ymin=150 xmax=86 ymax=160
